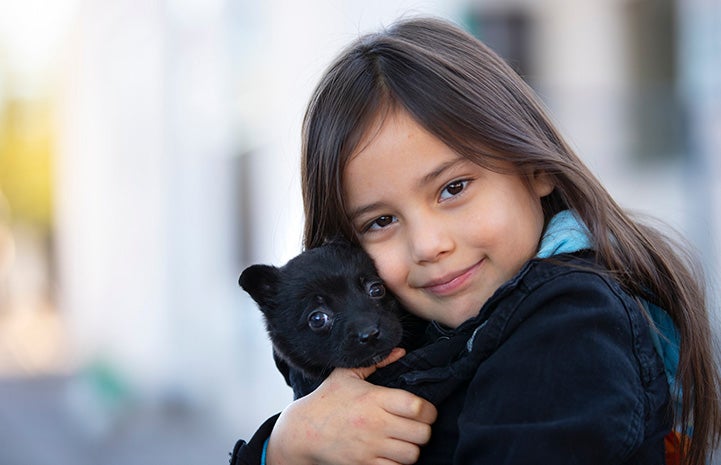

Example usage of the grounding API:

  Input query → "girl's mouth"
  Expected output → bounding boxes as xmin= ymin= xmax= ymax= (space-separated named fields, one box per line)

xmin=422 ymin=260 xmax=483 ymax=296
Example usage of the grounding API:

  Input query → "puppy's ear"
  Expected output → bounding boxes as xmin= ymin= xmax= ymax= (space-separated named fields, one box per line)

xmin=239 ymin=264 xmax=280 ymax=307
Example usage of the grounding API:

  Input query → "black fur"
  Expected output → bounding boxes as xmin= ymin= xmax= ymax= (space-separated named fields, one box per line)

xmin=239 ymin=240 xmax=404 ymax=381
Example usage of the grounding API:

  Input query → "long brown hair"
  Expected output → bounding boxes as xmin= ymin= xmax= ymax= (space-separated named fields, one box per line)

xmin=300 ymin=16 xmax=720 ymax=464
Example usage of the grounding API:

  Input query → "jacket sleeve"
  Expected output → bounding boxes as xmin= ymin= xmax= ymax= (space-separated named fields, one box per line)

xmin=229 ymin=413 xmax=279 ymax=465
xmin=454 ymin=271 xmax=669 ymax=464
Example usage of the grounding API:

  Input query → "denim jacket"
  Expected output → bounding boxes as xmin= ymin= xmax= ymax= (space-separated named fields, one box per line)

xmin=368 ymin=251 xmax=670 ymax=464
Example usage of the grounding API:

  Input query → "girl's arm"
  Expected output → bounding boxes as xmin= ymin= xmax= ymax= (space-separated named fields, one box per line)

xmin=231 ymin=348 xmax=437 ymax=465
xmin=267 ymin=363 xmax=437 ymax=465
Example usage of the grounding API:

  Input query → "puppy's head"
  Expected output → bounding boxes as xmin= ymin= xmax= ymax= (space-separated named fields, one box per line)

xmin=239 ymin=241 xmax=403 ymax=377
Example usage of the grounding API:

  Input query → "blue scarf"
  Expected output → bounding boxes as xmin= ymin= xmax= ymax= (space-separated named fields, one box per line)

xmin=537 ymin=210 xmax=681 ymax=415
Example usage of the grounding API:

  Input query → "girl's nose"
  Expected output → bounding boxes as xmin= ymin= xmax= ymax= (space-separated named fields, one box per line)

xmin=407 ymin=216 xmax=454 ymax=264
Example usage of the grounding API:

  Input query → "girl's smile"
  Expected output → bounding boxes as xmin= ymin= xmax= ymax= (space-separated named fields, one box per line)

xmin=344 ymin=109 xmax=553 ymax=328
xmin=417 ymin=259 xmax=484 ymax=297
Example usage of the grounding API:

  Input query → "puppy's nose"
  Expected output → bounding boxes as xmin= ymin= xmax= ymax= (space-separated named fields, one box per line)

xmin=357 ymin=326 xmax=380 ymax=344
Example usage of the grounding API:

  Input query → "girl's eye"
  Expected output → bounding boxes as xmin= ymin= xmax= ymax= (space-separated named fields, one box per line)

xmin=439 ymin=180 xmax=469 ymax=201
xmin=365 ymin=215 xmax=397 ymax=231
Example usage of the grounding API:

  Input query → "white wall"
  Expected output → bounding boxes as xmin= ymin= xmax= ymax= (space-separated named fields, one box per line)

xmin=54 ymin=0 xmax=463 ymax=439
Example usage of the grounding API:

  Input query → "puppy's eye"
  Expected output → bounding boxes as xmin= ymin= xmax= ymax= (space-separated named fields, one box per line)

xmin=366 ymin=281 xmax=386 ymax=299
xmin=307 ymin=310 xmax=332 ymax=332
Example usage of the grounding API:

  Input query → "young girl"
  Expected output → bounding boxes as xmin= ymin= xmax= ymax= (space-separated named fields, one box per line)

xmin=231 ymin=16 xmax=720 ymax=465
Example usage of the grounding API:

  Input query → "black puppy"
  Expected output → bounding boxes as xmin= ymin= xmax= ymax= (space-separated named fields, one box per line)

xmin=239 ymin=240 xmax=404 ymax=390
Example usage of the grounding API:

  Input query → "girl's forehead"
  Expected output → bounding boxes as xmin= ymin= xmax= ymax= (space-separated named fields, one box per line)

xmin=346 ymin=104 xmax=402 ymax=165
xmin=343 ymin=111 xmax=466 ymax=197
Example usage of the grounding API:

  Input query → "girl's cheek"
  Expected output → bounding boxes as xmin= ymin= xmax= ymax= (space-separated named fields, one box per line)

xmin=374 ymin=253 xmax=406 ymax=294
xmin=365 ymin=244 xmax=397 ymax=278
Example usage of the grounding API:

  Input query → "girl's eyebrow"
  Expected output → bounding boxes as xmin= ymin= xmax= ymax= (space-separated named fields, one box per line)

xmin=348 ymin=158 xmax=466 ymax=222
xmin=418 ymin=158 xmax=465 ymax=188
xmin=348 ymin=201 xmax=385 ymax=223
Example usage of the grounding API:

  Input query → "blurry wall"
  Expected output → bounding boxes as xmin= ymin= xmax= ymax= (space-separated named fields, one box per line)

xmin=48 ymin=0 xmax=465 ymax=451
xmin=465 ymin=0 xmax=721 ymax=310
xmin=0 ymin=0 xmax=719 ymax=463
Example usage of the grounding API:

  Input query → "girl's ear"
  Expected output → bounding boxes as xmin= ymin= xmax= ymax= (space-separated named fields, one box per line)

xmin=530 ymin=170 xmax=554 ymax=197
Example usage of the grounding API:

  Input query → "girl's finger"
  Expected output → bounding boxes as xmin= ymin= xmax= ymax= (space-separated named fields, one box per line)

xmin=380 ymin=389 xmax=438 ymax=424
xmin=347 ymin=347 xmax=406 ymax=380
xmin=377 ymin=438 xmax=424 ymax=465
xmin=385 ymin=415 xmax=433 ymax=446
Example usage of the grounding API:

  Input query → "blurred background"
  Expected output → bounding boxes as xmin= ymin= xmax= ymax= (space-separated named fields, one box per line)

xmin=0 ymin=0 xmax=719 ymax=463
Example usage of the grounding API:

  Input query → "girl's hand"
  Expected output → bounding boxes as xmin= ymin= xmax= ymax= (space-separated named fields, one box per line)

xmin=266 ymin=348 xmax=437 ymax=465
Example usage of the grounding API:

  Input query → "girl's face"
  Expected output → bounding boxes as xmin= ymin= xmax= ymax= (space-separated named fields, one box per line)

xmin=343 ymin=110 xmax=553 ymax=328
